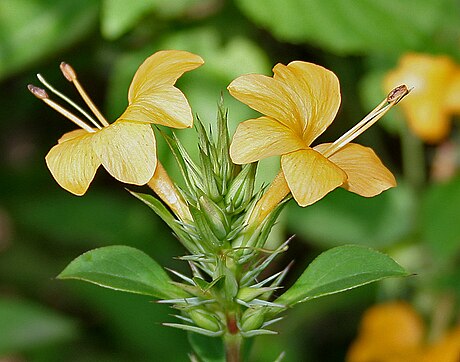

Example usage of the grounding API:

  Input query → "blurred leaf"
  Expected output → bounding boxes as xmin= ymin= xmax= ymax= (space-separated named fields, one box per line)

xmin=0 ymin=0 xmax=98 ymax=80
xmin=287 ymin=185 xmax=415 ymax=248
xmin=12 ymin=191 xmax=164 ymax=248
xmin=0 ymin=298 xmax=78 ymax=356
xmin=235 ymin=0 xmax=457 ymax=55
xmin=421 ymin=176 xmax=460 ymax=262
xmin=188 ymin=333 xmax=225 ymax=362
xmin=58 ymin=245 xmax=188 ymax=299
xmin=275 ymin=245 xmax=408 ymax=306
xmin=101 ymin=0 xmax=155 ymax=39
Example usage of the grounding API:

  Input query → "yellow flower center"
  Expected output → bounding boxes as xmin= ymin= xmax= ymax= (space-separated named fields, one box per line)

xmin=28 ymin=62 xmax=109 ymax=134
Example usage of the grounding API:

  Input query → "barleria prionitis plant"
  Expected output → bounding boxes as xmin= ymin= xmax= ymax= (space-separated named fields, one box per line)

xmin=28 ymin=50 xmax=410 ymax=361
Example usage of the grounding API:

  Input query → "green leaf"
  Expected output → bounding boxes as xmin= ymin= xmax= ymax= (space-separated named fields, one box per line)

xmin=287 ymin=186 xmax=415 ymax=249
xmin=0 ymin=0 xmax=98 ymax=80
xmin=275 ymin=245 xmax=408 ymax=307
xmin=235 ymin=0 xmax=456 ymax=55
xmin=421 ymin=176 xmax=460 ymax=263
xmin=0 ymin=298 xmax=78 ymax=355
xmin=58 ymin=245 xmax=188 ymax=299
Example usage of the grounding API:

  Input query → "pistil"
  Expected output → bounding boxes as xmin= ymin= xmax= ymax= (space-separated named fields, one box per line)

xmin=322 ymin=85 xmax=410 ymax=158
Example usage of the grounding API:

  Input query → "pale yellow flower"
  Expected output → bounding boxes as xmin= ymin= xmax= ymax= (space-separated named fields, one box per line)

xmin=30 ymin=50 xmax=203 ymax=195
xmin=385 ymin=53 xmax=460 ymax=144
xmin=229 ymin=61 xmax=399 ymax=208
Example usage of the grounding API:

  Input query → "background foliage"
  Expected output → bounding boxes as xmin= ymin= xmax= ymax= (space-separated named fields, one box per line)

xmin=1 ymin=0 xmax=460 ymax=361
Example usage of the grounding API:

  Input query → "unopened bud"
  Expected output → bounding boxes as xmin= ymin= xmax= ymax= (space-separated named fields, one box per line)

xmin=198 ymin=195 xmax=228 ymax=240
xmin=60 ymin=62 xmax=77 ymax=81
xmin=241 ymin=308 xmax=265 ymax=331
xmin=27 ymin=84 xmax=49 ymax=99
xmin=188 ymin=309 xmax=221 ymax=332
xmin=225 ymin=164 xmax=256 ymax=211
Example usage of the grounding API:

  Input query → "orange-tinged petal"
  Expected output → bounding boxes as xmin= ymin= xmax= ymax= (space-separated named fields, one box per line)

xmin=384 ymin=53 xmax=456 ymax=143
xmin=445 ymin=69 xmax=460 ymax=113
xmin=128 ymin=50 xmax=204 ymax=100
xmin=421 ymin=325 xmax=460 ymax=362
xmin=46 ymin=132 xmax=100 ymax=196
xmin=230 ymin=116 xmax=305 ymax=164
xmin=227 ymin=73 xmax=303 ymax=132
xmin=120 ymin=87 xmax=194 ymax=128
xmin=281 ymin=149 xmax=346 ymax=207
xmin=274 ymin=61 xmax=341 ymax=145
xmin=347 ymin=302 xmax=425 ymax=362
xmin=315 ymin=143 xmax=396 ymax=197
xmin=92 ymin=120 xmax=156 ymax=185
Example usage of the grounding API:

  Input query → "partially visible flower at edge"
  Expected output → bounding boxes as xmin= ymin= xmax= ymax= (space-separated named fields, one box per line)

xmin=384 ymin=53 xmax=460 ymax=144
xmin=347 ymin=301 xmax=460 ymax=362
xmin=228 ymin=61 xmax=407 ymax=224
xmin=28 ymin=50 xmax=204 ymax=197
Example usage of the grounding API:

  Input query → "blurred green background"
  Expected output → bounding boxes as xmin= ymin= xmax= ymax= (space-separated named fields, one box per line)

xmin=1 ymin=0 xmax=460 ymax=361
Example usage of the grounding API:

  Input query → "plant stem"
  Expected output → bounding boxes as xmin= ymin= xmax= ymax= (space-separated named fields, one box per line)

xmin=224 ymin=332 xmax=242 ymax=362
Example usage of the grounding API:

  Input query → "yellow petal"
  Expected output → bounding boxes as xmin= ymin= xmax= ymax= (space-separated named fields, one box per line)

xmin=92 ymin=120 xmax=157 ymax=185
xmin=124 ymin=50 xmax=204 ymax=128
xmin=230 ymin=116 xmax=305 ymax=164
xmin=274 ymin=61 xmax=341 ymax=145
xmin=120 ymin=87 xmax=194 ymax=128
xmin=384 ymin=53 xmax=456 ymax=143
xmin=46 ymin=132 xmax=100 ymax=196
xmin=128 ymin=50 xmax=204 ymax=99
xmin=58 ymin=129 xmax=93 ymax=143
xmin=315 ymin=143 xmax=396 ymax=197
xmin=281 ymin=149 xmax=346 ymax=207
xmin=227 ymin=73 xmax=304 ymax=132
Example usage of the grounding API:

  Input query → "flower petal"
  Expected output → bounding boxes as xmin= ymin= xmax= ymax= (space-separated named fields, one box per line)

xmin=281 ymin=149 xmax=346 ymax=207
xmin=92 ymin=120 xmax=157 ymax=185
xmin=123 ymin=50 xmax=204 ymax=128
xmin=274 ymin=61 xmax=341 ymax=145
xmin=120 ymin=87 xmax=194 ymax=128
xmin=227 ymin=73 xmax=304 ymax=132
xmin=315 ymin=143 xmax=396 ymax=197
xmin=46 ymin=132 xmax=100 ymax=196
xmin=229 ymin=116 xmax=305 ymax=164
xmin=128 ymin=50 xmax=204 ymax=99
xmin=58 ymin=129 xmax=95 ymax=143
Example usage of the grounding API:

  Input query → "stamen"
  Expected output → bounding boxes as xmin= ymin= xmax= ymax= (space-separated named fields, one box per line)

xmin=60 ymin=62 xmax=110 ymax=127
xmin=37 ymin=74 xmax=102 ymax=130
xmin=322 ymin=85 xmax=410 ymax=157
xmin=28 ymin=84 xmax=95 ymax=133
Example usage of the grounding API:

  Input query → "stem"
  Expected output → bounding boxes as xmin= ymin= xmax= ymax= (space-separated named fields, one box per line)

xmin=224 ymin=332 xmax=242 ymax=362
xmin=401 ymin=124 xmax=425 ymax=192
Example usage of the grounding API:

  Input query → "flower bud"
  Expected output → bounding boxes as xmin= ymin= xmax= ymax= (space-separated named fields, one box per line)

xmin=237 ymin=287 xmax=272 ymax=302
xmin=188 ymin=309 xmax=221 ymax=332
xmin=225 ymin=164 xmax=256 ymax=211
xmin=241 ymin=308 xmax=265 ymax=331
xmin=198 ymin=195 xmax=228 ymax=240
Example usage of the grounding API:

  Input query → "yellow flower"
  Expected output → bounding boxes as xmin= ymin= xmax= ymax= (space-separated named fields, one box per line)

xmin=29 ymin=50 xmax=204 ymax=195
xmin=348 ymin=301 xmax=460 ymax=362
xmin=228 ymin=61 xmax=400 ymax=208
xmin=347 ymin=302 xmax=425 ymax=362
xmin=384 ymin=53 xmax=460 ymax=144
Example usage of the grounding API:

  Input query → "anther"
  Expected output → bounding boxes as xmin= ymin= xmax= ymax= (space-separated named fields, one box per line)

xmin=28 ymin=84 xmax=49 ymax=99
xmin=60 ymin=62 xmax=77 ymax=82
xmin=387 ymin=84 xmax=410 ymax=104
